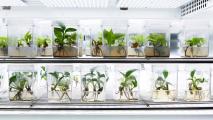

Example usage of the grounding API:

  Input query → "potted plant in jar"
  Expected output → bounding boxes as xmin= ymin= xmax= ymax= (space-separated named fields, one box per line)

xmin=128 ymin=34 xmax=146 ymax=57
xmin=9 ymin=31 xmax=34 ymax=57
xmin=185 ymin=69 xmax=209 ymax=101
xmin=48 ymin=71 xmax=72 ymax=102
xmin=152 ymin=70 xmax=175 ymax=102
xmin=9 ymin=72 xmax=36 ymax=101
xmin=0 ymin=36 xmax=8 ymax=56
xmin=145 ymin=33 xmax=170 ymax=57
xmin=116 ymin=69 xmax=138 ymax=101
xmin=36 ymin=36 xmax=52 ymax=56
xmin=91 ymin=33 xmax=103 ymax=57
xmin=53 ymin=22 xmax=78 ymax=57
xmin=81 ymin=67 xmax=108 ymax=102
xmin=102 ymin=28 xmax=126 ymax=57
xmin=184 ymin=37 xmax=208 ymax=57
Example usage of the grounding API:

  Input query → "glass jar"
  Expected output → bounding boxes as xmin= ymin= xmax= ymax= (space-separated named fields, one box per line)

xmin=113 ymin=64 xmax=140 ymax=102
xmin=34 ymin=20 xmax=53 ymax=57
xmin=52 ymin=20 xmax=79 ymax=57
xmin=8 ymin=64 xmax=37 ymax=101
xmin=80 ymin=64 xmax=108 ymax=102
xmin=128 ymin=20 xmax=146 ymax=57
xmin=179 ymin=22 xmax=209 ymax=57
xmin=0 ymin=65 xmax=8 ymax=102
xmin=0 ymin=20 xmax=8 ymax=57
xmin=179 ymin=64 xmax=210 ymax=101
xmin=152 ymin=64 xmax=177 ymax=102
xmin=144 ymin=21 xmax=170 ymax=57
xmin=102 ymin=20 xmax=127 ymax=57
xmin=8 ymin=20 xmax=35 ymax=57
xmin=47 ymin=64 xmax=73 ymax=103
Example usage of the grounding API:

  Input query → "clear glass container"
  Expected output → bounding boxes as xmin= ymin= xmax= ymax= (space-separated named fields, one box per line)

xmin=52 ymin=20 xmax=79 ymax=57
xmin=179 ymin=22 xmax=209 ymax=57
xmin=80 ymin=64 xmax=108 ymax=102
xmin=0 ymin=65 xmax=8 ymax=102
xmin=34 ymin=20 xmax=53 ymax=57
xmin=47 ymin=64 xmax=73 ymax=103
xmin=179 ymin=64 xmax=210 ymax=101
xmin=102 ymin=20 xmax=127 ymax=57
xmin=8 ymin=20 xmax=35 ymax=57
xmin=152 ymin=64 xmax=177 ymax=102
xmin=144 ymin=21 xmax=170 ymax=57
xmin=8 ymin=65 xmax=37 ymax=101
xmin=113 ymin=64 xmax=140 ymax=102
xmin=128 ymin=20 xmax=146 ymax=57
xmin=0 ymin=20 xmax=8 ymax=57
xmin=80 ymin=20 xmax=103 ymax=57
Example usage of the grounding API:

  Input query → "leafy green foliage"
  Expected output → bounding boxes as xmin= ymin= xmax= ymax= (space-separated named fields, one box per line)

xmin=131 ymin=34 xmax=146 ymax=47
xmin=188 ymin=69 xmax=207 ymax=91
xmin=82 ymin=67 xmax=108 ymax=101
xmin=118 ymin=69 xmax=138 ymax=100
xmin=9 ymin=72 xmax=34 ymax=100
xmin=17 ymin=31 xmax=32 ymax=47
xmin=147 ymin=33 xmax=167 ymax=47
xmin=103 ymin=28 xmax=125 ymax=46
xmin=54 ymin=22 xmax=77 ymax=49
xmin=155 ymin=70 xmax=171 ymax=90
xmin=185 ymin=37 xmax=206 ymax=47
xmin=92 ymin=33 xmax=103 ymax=56
xmin=40 ymin=66 xmax=47 ymax=81
xmin=36 ymin=36 xmax=51 ymax=48
xmin=0 ymin=36 xmax=8 ymax=48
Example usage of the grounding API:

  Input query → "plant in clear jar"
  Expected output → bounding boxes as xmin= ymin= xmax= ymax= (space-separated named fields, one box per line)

xmin=53 ymin=22 xmax=78 ymax=57
xmin=184 ymin=37 xmax=207 ymax=57
xmin=81 ymin=67 xmax=108 ymax=102
xmin=48 ymin=71 xmax=72 ymax=102
xmin=9 ymin=72 xmax=35 ymax=101
xmin=102 ymin=28 xmax=126 ymax=57
xmin=117 ymin=69 xmax=138 ymax=101
xmin=129 ymin=34 xmax=146 ymax=57
xmin=0 ymin=36 xmax=8 ymax=56
xmin=91 ymin=33 xmax=103 ymax=56
xmin=185 ymin=69 xmax=208 ymax=101
xmin=152 ymin=70 xmax=175 ymax=102
xmin=36 ymin=36 xmax=51 ymax=56
xmin=145 ymin=33 xmax=169 ymax=57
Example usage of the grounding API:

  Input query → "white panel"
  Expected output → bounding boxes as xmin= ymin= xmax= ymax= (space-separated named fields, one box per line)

xmin=0 ymin=0 xmax=26 ymax=6
xmin=117 ymin=0 xmax=191 ymax=8
xmin=39 ymin=0 xmax=109 ymax=8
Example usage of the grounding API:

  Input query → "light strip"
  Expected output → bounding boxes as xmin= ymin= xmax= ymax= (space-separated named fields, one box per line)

xmin=0 ymin=0 xmax=26 ymax=6
xmin=117 ymin=0 xmax=191 ymax=8
xmin=40 ymin=0 xmax=109 ymax=8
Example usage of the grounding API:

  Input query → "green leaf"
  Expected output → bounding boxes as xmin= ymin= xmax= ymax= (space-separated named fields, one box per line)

xmin=65 ymin=28 xmax=77 ymax=33
xmin=49 ymin=72 xmax=59 ymax=79
xmin=54 ymin=27 xmax=63 ymax=39
xmin=9 ymin=75 xmax=17 ymax=85
xmin=190 ymin=69 xmax=196 ymax=78
xmin=163 ymin=70 xmax=169 ymax=79
xmin=125 ymin=69 xmax=137 ymax=78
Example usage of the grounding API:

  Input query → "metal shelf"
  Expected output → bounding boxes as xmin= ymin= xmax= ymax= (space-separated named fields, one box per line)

xmin=0 ymin=57 xmax=213 ymax=63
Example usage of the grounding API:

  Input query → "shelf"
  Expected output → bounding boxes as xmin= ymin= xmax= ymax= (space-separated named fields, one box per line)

xmin=0 ymin=57 xmax=213 ymax=63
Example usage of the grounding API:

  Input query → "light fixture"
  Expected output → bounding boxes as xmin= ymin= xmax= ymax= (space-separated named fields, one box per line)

xmin=40 ymin=0 xmax=109 ymax=8
xmin=117 ymin=0 xmax=191 ymax=8
xmin=0 ymin=0 xmax=26 ymax=6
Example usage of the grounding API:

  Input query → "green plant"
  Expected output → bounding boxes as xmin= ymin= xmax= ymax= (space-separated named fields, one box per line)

xmin=118 ymin=69 xmax=138 ymax=100
xmin=188 ymin=70 xmax=207 ymax=93
xmin=103 ymin=28 xmax=125 ymax=46
xmin=82 ymin=67 xmax=108 ymax=101
xmin=17 ymin=31 xmax=32 ymax=47
xmin=155 ymin=70 xmax=171 ymax=92
xmin=147 ymin=33 xmax=167 ymax=56
xmin=40 ymin=66 xmax=47 ymax=81
xmin=184 ymin=37 xmax=206 ymax=56
xmin=49 ymin=71 xmax=72 ymax=101
xmin=92 ymin=33 xmax=103 ymax=56
xmin=0 ymin=36 xmax=8 ymax=48
xmin=36 ymin=36 xmax=51 ymax=49
xmin=131 ymin=34 xmax=146 ymax=48
xmin=9 ymin=72 xmax=35 ymax=101
xmin=54 ymin=22 xmax=77 ymax=50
